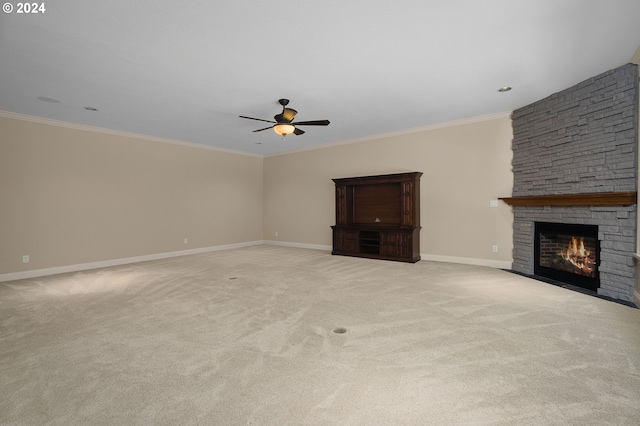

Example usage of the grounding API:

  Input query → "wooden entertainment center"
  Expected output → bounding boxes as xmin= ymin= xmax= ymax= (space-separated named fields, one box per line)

xmin=331 ymin=172 xmax=422 ymax=263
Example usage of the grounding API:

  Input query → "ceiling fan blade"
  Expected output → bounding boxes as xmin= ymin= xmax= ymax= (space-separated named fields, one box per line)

xmin=253 ymin=125 xmax=274 ymax=132
xmin=293 ymin=127 xmax=305 ymax=136
xmin=292 ymin=120 xmax=330 ymax=126
xmin=239 ymin=115 xmax=276 ymax=124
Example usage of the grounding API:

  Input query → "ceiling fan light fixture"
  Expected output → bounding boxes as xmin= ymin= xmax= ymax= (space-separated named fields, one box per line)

xmin=273 ymin=123 xmax=295 ymax=136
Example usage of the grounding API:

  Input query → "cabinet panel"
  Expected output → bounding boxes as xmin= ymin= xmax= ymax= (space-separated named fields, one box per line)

xmin=333 ymin=228 xmax=345 ymax=252
xmin=336 ymin=186 xmax=347 ymax=225
xmin=397 ymin=233 xmax=411 ymax=258
xmin=380 ymin=232 xmax=399 ymax=257
xmin=333 ymin=228 xmax=359 ymax=253
xmin=380 ymin=232 xmax=412 ymax=258
xmin=401 ymin=181 xmax=414 ymax=226
xmin=354 ymin=184 xmax=401 ymax=225
xmin=344 ymin=230 xmax=359 ymax=252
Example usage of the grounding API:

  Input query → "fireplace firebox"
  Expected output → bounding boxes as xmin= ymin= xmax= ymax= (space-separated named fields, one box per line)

xmin=534 ymin=222 xmax=600 ymax=291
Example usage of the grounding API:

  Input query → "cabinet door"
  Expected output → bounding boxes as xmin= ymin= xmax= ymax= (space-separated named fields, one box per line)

xmin=344 ymin=230 xmax=359 ymax=252
xmin=333 ymin=228 xmax=345 ymax=252
xmin=397 ymin=233 xmax=411 ymax=258
xmin=380 ymin=232 xmax=411 ymax=259
xmin=380 ymin=232 xmax=399 ymax=257
xmin=335 ymin=229 xmax=359 ymax=253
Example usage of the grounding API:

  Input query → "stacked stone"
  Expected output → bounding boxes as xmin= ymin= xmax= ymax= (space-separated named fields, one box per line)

xmin=510 ymin=63 xmax=638 ymax=301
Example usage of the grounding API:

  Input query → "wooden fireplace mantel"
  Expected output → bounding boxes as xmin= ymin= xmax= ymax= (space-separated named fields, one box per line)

xmin=499 ymin=191 xmax=637 ymax=207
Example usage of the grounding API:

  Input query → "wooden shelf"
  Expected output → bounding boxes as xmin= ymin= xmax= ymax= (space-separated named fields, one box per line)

xmin=499 ymin=192 xmax=637 ymax=207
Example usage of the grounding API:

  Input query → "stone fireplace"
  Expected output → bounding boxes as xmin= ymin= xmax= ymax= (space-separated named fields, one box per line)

xmin=504 ymin=63 xmax=638 ymax=302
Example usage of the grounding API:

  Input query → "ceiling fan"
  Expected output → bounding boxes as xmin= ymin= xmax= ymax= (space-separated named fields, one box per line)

xmin=239 ymin=99 xmax=330 ymax=138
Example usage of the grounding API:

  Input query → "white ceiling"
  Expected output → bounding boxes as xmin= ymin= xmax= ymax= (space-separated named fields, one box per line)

xmin=1 ymin=1 xmax=640 ymax=156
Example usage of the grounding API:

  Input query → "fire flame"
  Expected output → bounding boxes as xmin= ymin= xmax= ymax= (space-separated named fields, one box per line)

xmin=560 ymin=236 xmax=593 ymax=274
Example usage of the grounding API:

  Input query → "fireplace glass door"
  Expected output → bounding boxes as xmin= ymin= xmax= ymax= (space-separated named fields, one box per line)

xmin=534 ymin=222 xmax=600 ymax=291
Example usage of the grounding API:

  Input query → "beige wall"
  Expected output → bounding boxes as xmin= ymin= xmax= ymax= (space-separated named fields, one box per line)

xmin=0 ymin=115 xmax=263 ymax=275
xmin=263 ymin=114 xmax=514 ymax=267
xmin=1 ymin=112 xmax=514 ymax=278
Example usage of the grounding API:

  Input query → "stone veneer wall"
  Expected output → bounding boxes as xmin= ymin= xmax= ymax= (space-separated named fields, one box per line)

xmin=511 ymin=63 xmax=638 ymax=302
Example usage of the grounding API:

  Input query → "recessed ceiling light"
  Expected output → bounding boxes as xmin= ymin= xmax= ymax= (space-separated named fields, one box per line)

xmin=498 ymin=86 xmax=512 ymax=92
xmin=84 ymin=106 xmax=98 ymax=111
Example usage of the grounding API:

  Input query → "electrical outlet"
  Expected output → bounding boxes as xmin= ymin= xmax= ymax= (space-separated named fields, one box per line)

xmin=183 ymin=238 xmax=188 ymax=244
xmin=489 ymin=200 xmax=499 ymax=208
xmin=492 ymin=245 xmax=498 ymax=253
xmin=22 ymin=255 xmax=30 ymax=263
xmin=275 ymin=231 xmax=278 ymax=237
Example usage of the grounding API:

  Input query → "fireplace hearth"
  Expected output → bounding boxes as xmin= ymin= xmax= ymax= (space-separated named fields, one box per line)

xmin=534 ymin=222 xmax=600 ymax=291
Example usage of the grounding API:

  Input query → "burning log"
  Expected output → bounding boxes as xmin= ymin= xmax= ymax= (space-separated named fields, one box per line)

xmin=559 ymin=236 xmax=595 ymax=275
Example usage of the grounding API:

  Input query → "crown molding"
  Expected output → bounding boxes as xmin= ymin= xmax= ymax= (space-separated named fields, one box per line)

xmin=1 ymin=109 xmax=512 ymax=159
xmin=0 ymin=110 xmax=262 ymax=158
xmin=264 ymin=111 xmax=513 ymax=158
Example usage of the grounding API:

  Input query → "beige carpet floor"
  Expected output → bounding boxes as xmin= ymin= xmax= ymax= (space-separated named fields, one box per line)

xmin=1 ymin=245 xmax=640 ymax=425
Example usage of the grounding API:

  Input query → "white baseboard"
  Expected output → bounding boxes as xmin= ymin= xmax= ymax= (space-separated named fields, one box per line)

xmin=265 ymin=240 xmax=513 ymax=269
xmin=420 ymin=253 xmax=513 ymax=270
xmin=0 ymin=241 xmax=514 ymax=283
xmin=264 ymin=240 xmax=332 ymax=251
xmin=0 ymin=240 xmax=264 ymax=283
